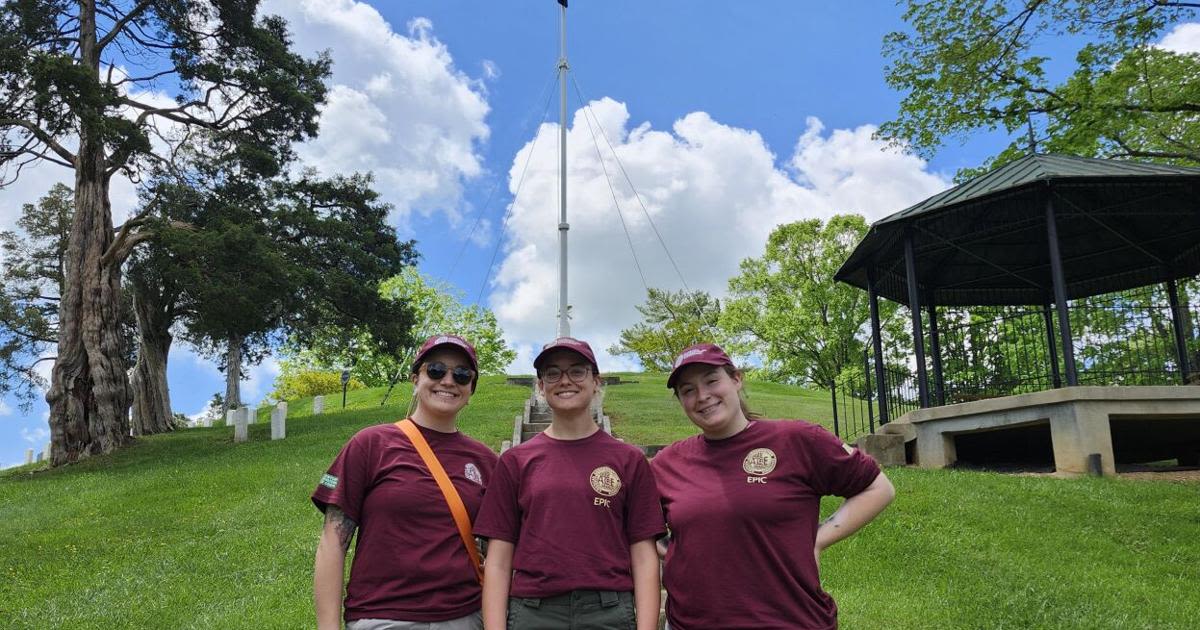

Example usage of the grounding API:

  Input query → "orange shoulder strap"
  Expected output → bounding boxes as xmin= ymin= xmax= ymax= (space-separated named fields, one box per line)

xmin=395 ymin=418 xmax=484 ymax=584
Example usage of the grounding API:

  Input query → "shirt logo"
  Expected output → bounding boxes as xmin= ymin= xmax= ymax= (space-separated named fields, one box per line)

xmin=465 ymin=462 xmax=482 ymax=485
xmin=589 ymin=466 xmax=622 ymax=497
xmin=743 ymin=448 xmax=777 ymax=476
xmin=319 ymin=473 xmax=339 ymax=489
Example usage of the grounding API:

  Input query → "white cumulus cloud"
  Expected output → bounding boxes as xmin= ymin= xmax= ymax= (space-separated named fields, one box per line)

xmin=1160 ymin=22 xmax=1200 ymax=54
xmin=487 ymin=100 xmax=950 ymax=372
xmin=263 ymin=0 xmax=491 ymax=230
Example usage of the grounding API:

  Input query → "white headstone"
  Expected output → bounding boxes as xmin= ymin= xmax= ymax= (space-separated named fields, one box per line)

xmin=42 ymin=444 xmax=50 ymax=461
xmin=34 ymin=451 xmax=43 ymax=463
xmin=242 ymin=406 xmax=255 ymax=425
xmin=313 ymin=395 xmax=325 ymax=415
xmin=24 ymin=449 xmax=33 ymax=465
xmin=233 ymin=410 xmax=249 ymax=443
xmin=224 ymin=409 xmax=236 ymax=428
xmin=271 ymin=402 xmax=286 ymax=440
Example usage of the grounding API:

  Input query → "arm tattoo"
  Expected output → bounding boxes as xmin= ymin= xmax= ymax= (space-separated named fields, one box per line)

xmin=325 ymin=506 xmax=358 ymax=551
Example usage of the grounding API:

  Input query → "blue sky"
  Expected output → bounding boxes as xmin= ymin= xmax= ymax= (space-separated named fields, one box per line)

xmin=3 ymin=2 xmax=1198 ymax=468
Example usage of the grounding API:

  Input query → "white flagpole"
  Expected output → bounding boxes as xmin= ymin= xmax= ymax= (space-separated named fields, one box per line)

xmin=556 ymin=1 xmax=571 ymax=338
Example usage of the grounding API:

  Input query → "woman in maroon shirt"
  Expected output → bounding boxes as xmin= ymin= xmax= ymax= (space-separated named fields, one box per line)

xmin=475 ymin=337 xmax=664 ymax=630
xmin=312 ymin=334 xmax=499 ymax=630
xmin=652 ymin=343 xmax=895 ymax=630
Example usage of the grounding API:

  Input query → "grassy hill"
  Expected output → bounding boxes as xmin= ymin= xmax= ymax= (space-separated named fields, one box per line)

xmin=2 ymin=375 xmax=1198 ymax=629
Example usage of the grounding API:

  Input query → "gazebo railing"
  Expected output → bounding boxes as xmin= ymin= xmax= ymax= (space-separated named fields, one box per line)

xmin=831 ymin=281 xmax=1200 ymax=443
xmin=831 ymin=350 xmax=920 ymax=443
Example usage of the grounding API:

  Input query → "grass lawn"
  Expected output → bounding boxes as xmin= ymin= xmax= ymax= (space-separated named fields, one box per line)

xmin=2 ymin=374 xmax=1198 ymax=628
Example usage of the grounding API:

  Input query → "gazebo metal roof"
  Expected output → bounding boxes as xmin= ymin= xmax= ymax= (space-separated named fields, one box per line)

xmin=835 ymin=153 xmax=1200 ymax=307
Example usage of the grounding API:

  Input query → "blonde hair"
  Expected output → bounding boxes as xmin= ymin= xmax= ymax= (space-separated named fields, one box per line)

xmin=672 ymin=364 xmax=761 ymax=419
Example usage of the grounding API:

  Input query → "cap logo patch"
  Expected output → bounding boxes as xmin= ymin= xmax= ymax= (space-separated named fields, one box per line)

xmin=589 ymin=466 xmax=622 ymax=497
xmin=544 ymin=336 xmax=579 ymax=350
xmin=465 ymin=462 xmax=482 ymax=485
xmin=674 ymin=347 xmax=706 ymax=369
xmin=743 ymin=448 xmax=777 ymax=476
xmin=320 ymin=473 xmax=339 ymax=489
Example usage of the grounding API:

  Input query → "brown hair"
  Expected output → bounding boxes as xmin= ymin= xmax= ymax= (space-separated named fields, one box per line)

xmin=672 ymin=364 xmax=762 ymax=419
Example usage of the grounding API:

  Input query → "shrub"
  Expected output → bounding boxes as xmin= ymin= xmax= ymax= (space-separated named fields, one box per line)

xmin=271 ymin=370 xmax=366 ymax=402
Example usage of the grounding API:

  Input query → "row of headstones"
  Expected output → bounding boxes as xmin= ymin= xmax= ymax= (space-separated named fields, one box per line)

xmin=195 ymin=393 xmax=331 ymax=441
xmin=26 ymin=397 xmax=310 ymax=464
xmin=194 ymin=402 xmax=290 ymax=442
xmin=237 ymin=402 xmax=287 ymax=442
xmin=25 ymin=443 xmax=50 ymax=465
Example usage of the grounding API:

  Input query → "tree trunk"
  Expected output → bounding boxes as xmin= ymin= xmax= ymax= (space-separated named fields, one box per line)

xmin=130 ymin=286 xmax=175 ymax=435
xmin=225 ymin=333 xmax=243 ymax=411
xmin=45 ymin=143 xmax=132 ymax=463
xmin=45 ymin=2 xmax=132 ymax=465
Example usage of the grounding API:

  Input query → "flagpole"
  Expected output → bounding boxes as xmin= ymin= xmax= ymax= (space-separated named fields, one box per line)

xmin=556 ymin=0 xmax=571 ymax=338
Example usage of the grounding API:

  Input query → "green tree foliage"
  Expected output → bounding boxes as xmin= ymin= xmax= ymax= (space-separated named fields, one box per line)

xmin=0 ymin=0 xmax=331 ymax=464
xmin=277 ymin=267 xmax=515 ymax=388
xmin=130 ymin=168 xmax=417 ymax=421
xmin=721 ymin=215 xmax=909 ymax=387
xmin=0 ymin=184 xmax=71 ymax=408
xmin=882 ymin=0 xmax=1200 ymax=173
xmin=609 ymin=288 xmax=724 ymax=371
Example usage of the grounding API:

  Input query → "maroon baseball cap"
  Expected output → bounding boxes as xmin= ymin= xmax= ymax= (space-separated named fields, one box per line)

xmin=666 ymin=343 xmax=734 ymax=389
xmin=412 ymin=334 xmax=479 ymax=373
xmin=533 ymin=337 xmax=599 ymax=373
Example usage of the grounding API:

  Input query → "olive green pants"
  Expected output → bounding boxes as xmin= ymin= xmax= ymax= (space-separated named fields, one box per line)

xmin=506 ymin=590 xmax=635 ymax=630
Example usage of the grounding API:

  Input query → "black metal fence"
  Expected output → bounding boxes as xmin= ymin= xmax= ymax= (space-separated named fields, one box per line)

xmin=832 ymin=281 xmax=1200 ymax=443
xmin=830 ymin=350 xmax=920 ymax=443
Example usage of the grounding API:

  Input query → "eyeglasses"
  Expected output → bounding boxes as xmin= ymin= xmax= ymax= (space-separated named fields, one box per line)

xmin=424 ymin=362 xmax=474 ymax=386
xmin=541 ymin=365 xmax=592 ymax=384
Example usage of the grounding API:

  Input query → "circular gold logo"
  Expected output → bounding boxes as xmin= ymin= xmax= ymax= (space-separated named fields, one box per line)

xmin=743 ymin=448 xmax=777 ymax=476
xmin=589 ymin=466 xmax=622 ymax=497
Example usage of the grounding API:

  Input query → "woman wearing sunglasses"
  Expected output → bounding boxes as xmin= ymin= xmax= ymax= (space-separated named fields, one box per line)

xmin=475 ymin=337 xmax=664 ymax=630
xmin=652 ymin=343 xmax=895 ymax=630
xmin=313 ymin=334 xmax=499 ymax=630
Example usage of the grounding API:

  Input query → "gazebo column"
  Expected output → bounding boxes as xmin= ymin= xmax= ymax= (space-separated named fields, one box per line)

xmin=926 ymin=295 xmax=945 ymax=406
xmin=904 ymin=229 xmax=931 ymax=408
xmin=1042 ymin=302 xmax=1062 ymax=388
xmin=1045 ymin=196 xmax=1079 ymax=386
xmin=866 ymin=265 xmax=890 ymax=424
xmin=1167 ymin=277 xmax=1193 ymax=384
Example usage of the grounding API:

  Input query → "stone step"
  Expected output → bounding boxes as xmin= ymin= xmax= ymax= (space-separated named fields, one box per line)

xmin=523 ymin=421 xmax=550 ymax=432
xmin=855 ymin=433 xmax=905 ymax=467
xmin=878 ymin=420 xmax=916 ymax=442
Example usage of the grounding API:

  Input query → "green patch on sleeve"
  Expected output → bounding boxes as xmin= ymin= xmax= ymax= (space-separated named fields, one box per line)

xmin=319 ymin=473 xmax=338 ymax=490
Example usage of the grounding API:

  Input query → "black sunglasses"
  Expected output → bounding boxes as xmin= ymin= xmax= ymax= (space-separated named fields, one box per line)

xmin=424 ymin=362 xmax=474 ymax=386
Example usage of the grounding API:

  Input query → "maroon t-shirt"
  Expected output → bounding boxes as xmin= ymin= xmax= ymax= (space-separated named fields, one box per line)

xmin=651 ymin=420 xmax=881 ymax=630
xmin=473 ymin=430 xmax=666 ymax=598
xmin=311 ymin=423 xmax=498 ymax=623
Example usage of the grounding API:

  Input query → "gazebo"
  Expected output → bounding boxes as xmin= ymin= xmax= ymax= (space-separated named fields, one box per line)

xmin=833 ymin=154 xmax=1200 ymax=474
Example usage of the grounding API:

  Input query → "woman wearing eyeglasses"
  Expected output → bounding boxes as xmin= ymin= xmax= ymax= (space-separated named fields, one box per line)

xmin=475 ymin=337 xmax=665 ymax=630
xmin=652 ymin=343 xmax=895 ymax=630
xmin=313 ymin=334 xmax=499 ymax=630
